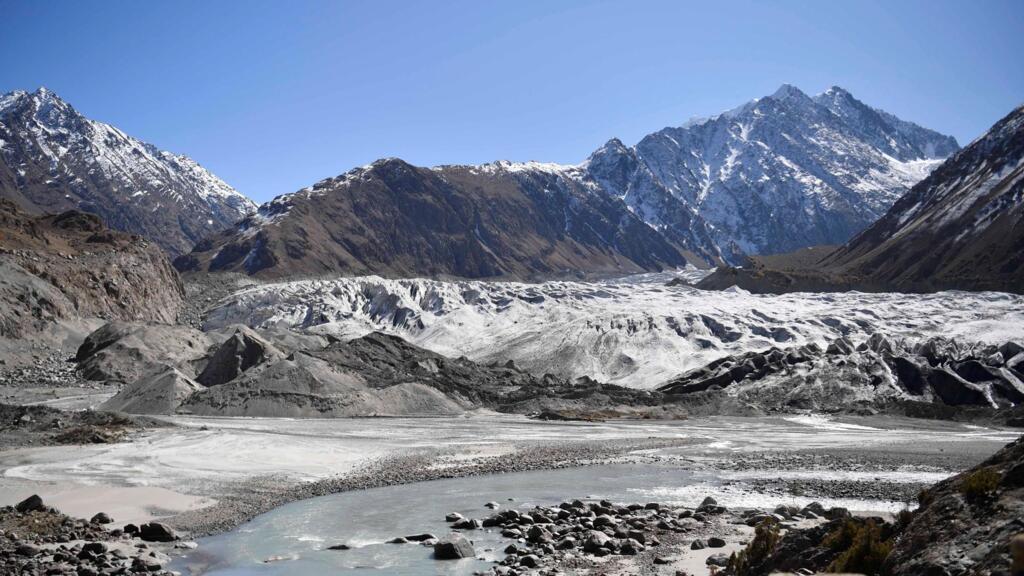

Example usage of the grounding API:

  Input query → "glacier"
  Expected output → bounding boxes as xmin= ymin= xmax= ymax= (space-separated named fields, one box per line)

xmin=203 ymin=271 xmax=1024 ymax=389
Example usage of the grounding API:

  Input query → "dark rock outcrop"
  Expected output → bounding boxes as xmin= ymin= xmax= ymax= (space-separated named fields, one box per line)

xmin=176 ymin=158 xmax=693 ymax=280
xmin=886 ymin=436 xmax=1024 ymax=575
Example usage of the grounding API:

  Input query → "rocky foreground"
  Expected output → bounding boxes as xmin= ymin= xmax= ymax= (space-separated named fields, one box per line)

xmin=375 ymin=436 xmax=1024 ymax=576
xmin=0 ymin=494 xmax=185 ymax=575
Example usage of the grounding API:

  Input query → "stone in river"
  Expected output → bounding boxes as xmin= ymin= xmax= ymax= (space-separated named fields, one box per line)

xmin=434 ymin=534 xmax=475 ymax=560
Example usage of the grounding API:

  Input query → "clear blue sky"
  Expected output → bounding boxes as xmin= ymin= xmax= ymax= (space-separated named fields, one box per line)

xmin=2 ymin=0 xmax=1021 ymax=202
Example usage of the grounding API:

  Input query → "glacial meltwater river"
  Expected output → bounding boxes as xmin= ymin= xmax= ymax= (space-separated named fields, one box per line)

xmin=163 ymin=415 xmax=1019 ymax=576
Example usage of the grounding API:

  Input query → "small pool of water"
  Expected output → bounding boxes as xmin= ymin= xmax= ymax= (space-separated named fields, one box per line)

xmin=172 ymin=463 xmax=915 ymax=576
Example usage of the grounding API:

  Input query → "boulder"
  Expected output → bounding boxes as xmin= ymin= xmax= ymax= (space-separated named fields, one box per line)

xmin=15 ymin=494 xmax=45 ymax=513
xmin=15 ymin=544 xmax=41 ymax=557
xmin=707 ymin=552 xmax=730 ymax=567
xmin=452 ymin=518 xmax=482 ymax=530
xmin=139 ymin=522 xmax=178 ymax=542
xmin=433 ymin=534 xmax=475 ymax=560
xmin=519 ymin=554 xmax=540 ymax=568
xmin=620 ymin=538 xmax=644 ymax=555
xmin=82 ymin=542 xmax=108 ymax=554
xmin=698 ymin=496 xmax=717 ymax=508
xmin=90 ymin=512 xmax=113 ymax=524
xmin=583 ymin=530 xmax=612 ymax=553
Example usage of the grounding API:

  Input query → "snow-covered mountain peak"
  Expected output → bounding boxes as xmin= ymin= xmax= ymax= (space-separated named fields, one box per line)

xmin=768 ymin=83 xmax=811 ymax=103
xmin=596 ymin=84 xmax=961 ymax=258
xmin=0 ymin=88 xmax=257 ymax=255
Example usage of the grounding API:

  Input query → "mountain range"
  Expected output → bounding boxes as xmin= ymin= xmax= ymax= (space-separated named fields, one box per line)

xmin=175 ymin=84 xmax=960 ymax=279
xmin=0 ymin=88 xmax=256 ymax=256
xmin=699 ymin=103 xmax=1024 ymax=294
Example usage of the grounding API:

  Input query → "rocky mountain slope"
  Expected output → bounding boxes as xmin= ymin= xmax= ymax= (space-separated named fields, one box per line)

xmin=699 ymin=103 xmax=1024 ymax=294
xmin=0 ymin=88 xmax=256 ymax=255
xmin=177 ymin=85 xmax=955 ymax=279
xmin=176 ymin=157 xmax=691 ymax=279
xmin=589 ymin=84 xmax=957 ymax=257
xmin=0 ymin=200 xmax=184 ymax=340
xmin=885 ymin=434 xmax=1024 ymax=575
xmin=821 ymin=103 xmax=1024 ymax=292
xmin=200 ymin=272 xmax=1024 ymax=389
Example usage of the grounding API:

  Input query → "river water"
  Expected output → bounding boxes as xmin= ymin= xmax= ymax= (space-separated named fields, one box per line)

xmin=168 ymin=415 xmax=1017 ymax=576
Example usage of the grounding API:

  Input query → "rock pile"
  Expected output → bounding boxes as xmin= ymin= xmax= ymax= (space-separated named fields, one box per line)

xmin=397 ymin=497 xmax=851 ymax=574
xmin=0 ymin=495 xmax=179 ymax=576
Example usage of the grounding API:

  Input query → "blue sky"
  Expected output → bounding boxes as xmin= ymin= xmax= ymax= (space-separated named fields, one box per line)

xmin=2 ymin=0 xmax=1022 ymax=202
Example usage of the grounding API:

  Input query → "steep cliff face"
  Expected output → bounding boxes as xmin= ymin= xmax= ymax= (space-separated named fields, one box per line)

xmin=0 ymin=88 xmax=256 ymax=256
xmin=0 ymin=200 xmax=184 ymax=338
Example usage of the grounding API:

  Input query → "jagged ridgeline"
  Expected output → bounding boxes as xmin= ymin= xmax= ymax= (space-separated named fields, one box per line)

xmin=0 ymin=88 xmax=256 ymax=256
xmin=175 ymin=85 xmax=958 ymax=280
xmin=699 ymin=103 xmax=1024 ymax=294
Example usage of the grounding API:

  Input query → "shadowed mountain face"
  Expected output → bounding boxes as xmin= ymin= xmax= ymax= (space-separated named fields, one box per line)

xmin=822 ymin=104 xmax=1024 ymax=292
xmin=175 ymin=158 xmax=692 ymax=280
xmin=176 ymin=85 xmax=957 ymax=280
xmin=0 ymin=88 xmax=256 ymax=256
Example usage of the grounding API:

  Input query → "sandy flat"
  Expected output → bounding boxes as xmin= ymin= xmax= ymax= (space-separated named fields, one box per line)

xmin=0 ymin=477 xmax=214 ymax=528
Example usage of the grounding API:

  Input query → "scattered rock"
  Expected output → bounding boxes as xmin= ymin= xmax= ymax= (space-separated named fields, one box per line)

xmin=434 ymin=534 xmax=475 ymax=560
xmin=89 ymin=511 xmax=113 ymax=524
xmin=139 ymin=522 xmax=178 ymax=542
